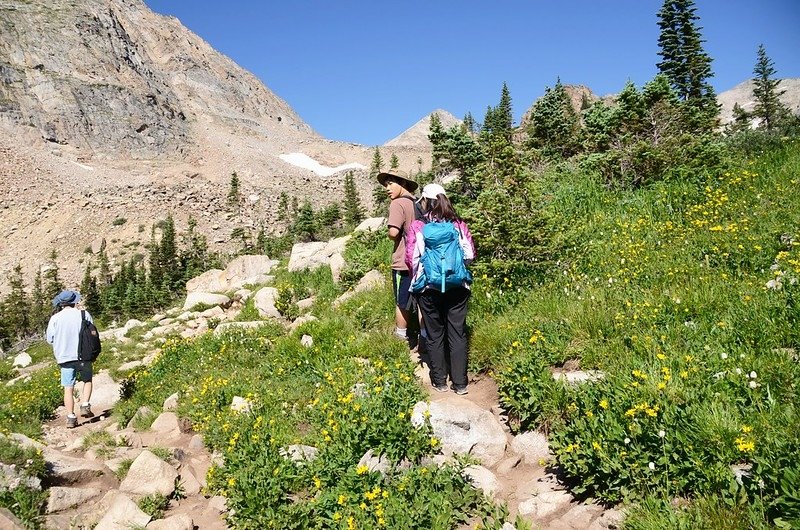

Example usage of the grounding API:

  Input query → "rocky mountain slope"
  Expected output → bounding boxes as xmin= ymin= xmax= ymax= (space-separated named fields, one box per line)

xmin=717 ymin=78 xmax=800 ymax=125
xmin=0 ymin=0 xmax=433 ymax=291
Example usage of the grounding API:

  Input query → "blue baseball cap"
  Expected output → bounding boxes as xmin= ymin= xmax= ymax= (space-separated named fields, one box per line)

xmin=52 ymin=290 xmax=81 ymax=308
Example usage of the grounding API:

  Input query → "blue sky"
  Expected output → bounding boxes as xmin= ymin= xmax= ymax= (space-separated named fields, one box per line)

xmin=144 ymin=1 xmax=799 ymax=146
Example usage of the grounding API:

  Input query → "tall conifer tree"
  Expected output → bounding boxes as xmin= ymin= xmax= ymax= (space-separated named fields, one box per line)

xmin=4 ymin=264 xmax=29 ymax=337
xmin=752 ymin=44 xmax=788 ymax=131
xmin=656 ymin=0 xmax=717 ymax=125
xmin=343 ymin=171 xmax=365 ymax=227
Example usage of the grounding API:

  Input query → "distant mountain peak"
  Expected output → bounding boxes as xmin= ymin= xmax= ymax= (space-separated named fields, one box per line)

xmin=383 ymin=110 xmax=461 ymax=148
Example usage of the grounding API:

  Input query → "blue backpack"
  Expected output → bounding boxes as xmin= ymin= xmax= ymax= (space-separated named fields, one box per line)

xmin=412 ymin=221 xmax=472 ymax=293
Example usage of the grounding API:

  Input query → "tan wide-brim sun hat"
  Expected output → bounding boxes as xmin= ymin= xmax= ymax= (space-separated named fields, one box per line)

xmin=376 ymin=169 xmax=419 ymax=192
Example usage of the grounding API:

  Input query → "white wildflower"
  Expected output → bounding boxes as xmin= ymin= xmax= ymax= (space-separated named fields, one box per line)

xmin=648 ymin=462 xmax=656 ymax=471
xmin=624 ymin=437 xmax=631 ymax=445
xmin=658 ymin=430 xmax=666 ymax=438
xmin=749 ymin=371 xmax=757 ymax=379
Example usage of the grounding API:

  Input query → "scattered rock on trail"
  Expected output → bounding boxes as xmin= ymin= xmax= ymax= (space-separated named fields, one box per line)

xmin=119 ymin=450 xmax=178 ymax=496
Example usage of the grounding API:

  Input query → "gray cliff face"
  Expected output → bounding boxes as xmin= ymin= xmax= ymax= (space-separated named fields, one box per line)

xmin=0 ymin=0 xmax=316 ymax=159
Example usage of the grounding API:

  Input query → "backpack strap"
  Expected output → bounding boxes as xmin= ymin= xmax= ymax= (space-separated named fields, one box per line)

xmin=81 ymin=310 xmax=86 ymax=321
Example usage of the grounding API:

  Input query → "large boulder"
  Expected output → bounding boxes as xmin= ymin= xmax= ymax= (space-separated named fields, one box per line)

xmin=213 ymin=321 xmax=270 ymax=336
xmin=43 ymin=448 xmax=109 ymax=484
xmin=47 ymin=486 xmax=102 ymax=513
xmin=355 ymin=217 xmax=385 ymax=232
xmin=186 ymin=255 xmax=279 ymax=293
xmin=510 ymin=430 xmax=551 ymax=464
xmin=253 ymin=287 xmax=281 ymax=318
xmin=119 ymin=450 xmax=178 ymax=496
xmin=412 ymin=397 xmax=507 ymax=467
xmin=288 ymin=236 xmax=351 ymax=273
xmin=94 ymin=493 xmax=151 ymax=530
xmin=182 ymin=292 xmax=230 ymax=311
xmin=333 ymin=270 xmax=385 ymax=306
xmin=89 ymin=372 xmax=121 ymax=412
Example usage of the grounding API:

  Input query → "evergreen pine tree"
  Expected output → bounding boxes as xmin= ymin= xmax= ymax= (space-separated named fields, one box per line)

xmin=482 ymin=82 xmax=514 ymax=141
xmin=43 ymin=249 xmax=62 ymax=302
xmin=159 ymin=215 xmax=180 ymax=290
xmin=370 ymin=147 xmax=387 ymax=214
xmin=97 ymin=240 xmax=111 ymax=287
xmin=181 ymin=216 xmax=209 ymax=280
xmin=292 ymin=201 xmax=317 ymax=242
xmin=80 ymin=263 xmax=102 ymax=316
xmin=316 ymin=203 xmax=342 ymax=239
xmin=526 ymin=79 xmax=582 ymax=159
xmin=277 ymin=192 xmax=290 ymax=223
xmin=389 ymin=153 xmax=399 ymax=170
xmin=4 ymin=264 xmax=30 ymax=337
xmin=147 ymin=226 xmax=162 ymax=294
xmin=726 ymin=103 xmax=752 ymax=135
xmin=463 ymin=112 xmax=476 ymax=134
xmin=343 ymin=171 xmax=365 ymax=227
xmin=656 ymin=0 xmax=717 ymax=126
xmin=752 ymin=44 xmax=788 ymax=131
xmin=228 ymin=171 xmax=241 ymax=211
xmin=31 ymin=268 xmax=46 ymax=331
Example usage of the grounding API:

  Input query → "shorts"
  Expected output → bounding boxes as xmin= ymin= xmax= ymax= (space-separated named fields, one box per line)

xmin=392 ymin=269 xmax=412 ymax=310
xmin=59 ymin=361 xmax=93 ymax=387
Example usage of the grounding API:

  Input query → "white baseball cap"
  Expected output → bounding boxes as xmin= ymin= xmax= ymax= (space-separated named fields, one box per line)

xmin=421 ymin=183 xmax=446 ymax=199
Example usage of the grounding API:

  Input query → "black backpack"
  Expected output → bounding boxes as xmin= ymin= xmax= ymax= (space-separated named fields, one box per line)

xmin=77 ymin=310 xmax=101 ymax=362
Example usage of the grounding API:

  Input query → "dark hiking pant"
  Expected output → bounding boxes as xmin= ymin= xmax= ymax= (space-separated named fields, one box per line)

xmin=418 ymin=287 xmax=471 ymax=388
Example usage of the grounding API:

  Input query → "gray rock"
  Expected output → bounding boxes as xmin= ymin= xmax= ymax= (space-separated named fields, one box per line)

xmin=95 ymin=493 xmax=151 ymax=530
xmin=150 ymin=412 xmax=182 ymax=436
xmin=146 ymin=513 xmax=194 ymax=530
xmin=280 ymin=444 xmax=319 ymax=463
xmin=230 ymin=396 xmax=253 ymax=414
xmin=188 ymin=434 xmax=205 ymax=451
xmin=43 ymin=448 xmax=109 ymax=484
xmin=300 ymin=334 xmax=314 ymax=348
xmin=163 ymin=392 xmax=180 ymax=412
xmin=183 ymin=292 xmax=230 ymax=311
xmin=12 ymin=352 xmax=31 ymax=368
xmin=510 ymin=430 xmax=551 ymax=464
xmin=357 ymin=449 xmax=390 ymax=475
xmin=288 ymin=314 xmax=318 ymax=331
xmin=254 ymin=287 xmax=281 ymax=318
xmin=117 ymin=360 xmax=143 ymax=372
xmin=517 ymin=490 xmax=573 ymax=518
xmin=46 ymin=486 xmax=102 ymax=513
xmin=119 ymin=450 xmax=178 ymax=496
xmin=552 ymin=370 xmax=605 ymax=384
xmin=411 ymin=398 xmax=507 ymax=467
xmin=462 ymin=464 xmax=501 ymax=496
xmin=354 ymin=217 xmax=385 ymax=232
xmin=178 ymin=467 xmax=203 ymax=496
xmin=92 ymin=371 xmax=119 ymax=414
xmin=333 ymin=270 xmax=385 ymax=306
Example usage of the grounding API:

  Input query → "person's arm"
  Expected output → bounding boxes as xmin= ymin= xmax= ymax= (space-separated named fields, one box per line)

xmin=456 ymin=220 xmax=476 ymax=264
xmin=386 ymin=200 xmax=404 ymax=240
xmin=46 ymin=316 xmax=56 ymax=345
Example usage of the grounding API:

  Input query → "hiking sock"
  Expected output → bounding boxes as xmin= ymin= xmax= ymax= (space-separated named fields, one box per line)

xmin=394 ymin=327 xmax=407 ymax=339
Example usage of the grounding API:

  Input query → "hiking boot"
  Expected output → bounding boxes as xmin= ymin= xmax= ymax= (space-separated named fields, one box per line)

xmin=66 ymin=415 xmax=77 ymax=429
xmin=80 ymin=404 xmax=94 ymax=418
xmin=452 ymin=385 xmax=469 ymax=395
xmin=432 ymin=384 xmax=450 ymax=393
